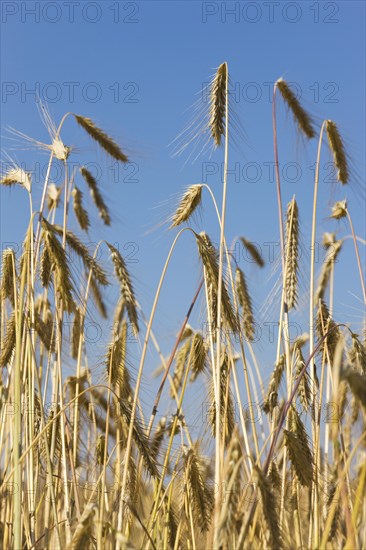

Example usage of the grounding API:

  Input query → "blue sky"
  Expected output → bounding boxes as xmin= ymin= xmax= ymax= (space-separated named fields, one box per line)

xmin=1 ymin=1 xmax=365 ymax=412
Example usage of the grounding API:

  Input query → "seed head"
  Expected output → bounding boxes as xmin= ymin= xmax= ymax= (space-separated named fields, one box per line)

xmin=331 ymin=199 xmax=347 ymax=220
xmin=74 ymin=115 xmax=128 ymax=162
xmin=170 ymin=184 xmax=203 ymax=228
xmin=1 ymin=167 xmax=31 ymax=192
xmin=51 ymin=138 xmax=71 ymax=161
xmin=276 ymin=78 xmax=315 ymax=139
xmin=209 ymin=63 xmax=227 ymax=147
xmin=326 ymin=120 xmax=349 ymax=184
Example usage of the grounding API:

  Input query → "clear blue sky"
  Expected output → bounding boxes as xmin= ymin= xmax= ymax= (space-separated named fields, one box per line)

xmin=1 ymin=1 xmax=365 ymax=409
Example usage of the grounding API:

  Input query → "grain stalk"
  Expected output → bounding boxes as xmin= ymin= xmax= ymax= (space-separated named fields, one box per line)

xmin=309 ymin=120 xmax=327 ymax=546
xmin=213 ymin=63 xmax=229 ymax=546
xmin=346 ymin=210 xmax=366 ymax=303
xmin=12 ymin=241 xmax=26 ymax=550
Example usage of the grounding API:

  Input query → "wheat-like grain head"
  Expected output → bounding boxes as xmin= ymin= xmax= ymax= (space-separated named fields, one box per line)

xmin=196 ymin=232 xmax=238 ymax=334
xmin=286 ymin=406 xmax=313 ymax=486
xmin=262 ymin=355 xmax=285 ymax=414
xmin=276 ymin=78 xmax=315 ymax=139
xmin=240 ymin=237 xmax=265 ymax=268
xmin=107 ymin=242 xmax=139 ymax=335
xmin=34 ymin=310 xmax=55 ymax=353
xmin=293 ymin=343 xmax=311 ymax=411
xmin=235 ymin=267 xmax=255 ymax=341
xmin=46 ymin=183 xmax=61 ymax=211
xmin=80 ymin=167 xmax=111 ymax=226
xmin=189 ymin=332 xmax=208 ymax=382
xmin=0 ymin=312 xmax=16 ymax=367
xmin=1 ymin=166 xmax=31 ymax=192
xmin=316 ymin=299 xmax=341 ymax=364
xmin=349 ymin=332 xmax=366 ymax=374
xmin=326 ymin=120 xmax=349 ymax=184
xmin=331 ymin=199 xmax=348 ymax=220
xmin=89 ymin=275 xmax=108 ymax=319
xmin=171 ymin=336 xmax=192 ymax=397
xmin=118 ymin=398 xmax=158 ymax=477
xmin=209 ymin=63 xmax=227 ymax=147
xmin=51 ymin=138 xmax=71 ymax=161
xmin=315 ymin=235 xmax=342 ymax=302
xmin=1 ymin=248 xmax=16 ymax=306
xmin=72 ymin=187 xmax=90 ymax=231
xmin=341 ymin=368 xmax=366 ymax=411
xmin=106 ymin=323 xmax=132 ymax=400
xmin=217 ymin=432 xmax=243 ymax=547
xmin=170 ymin=184 xmax=203 ymax=228
xmin=151 ymin=417 xmax=167 ymax=461
xmin=71 ymin=307 xmax=82 ymax=360
xmin=52 ymin=225 xmax=108 ymax=287
xmin=74 ymin=115 xmax=128 ymax=162
xmin=285 ymin=198 xmax=299 ymax=310
xmin=41 ymin=219 xmax=76 ymax=313
xmin=208 ymin=349 xmax=235 ymax=445
xmin=182 ymin=444 xmax=214 ymax=532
